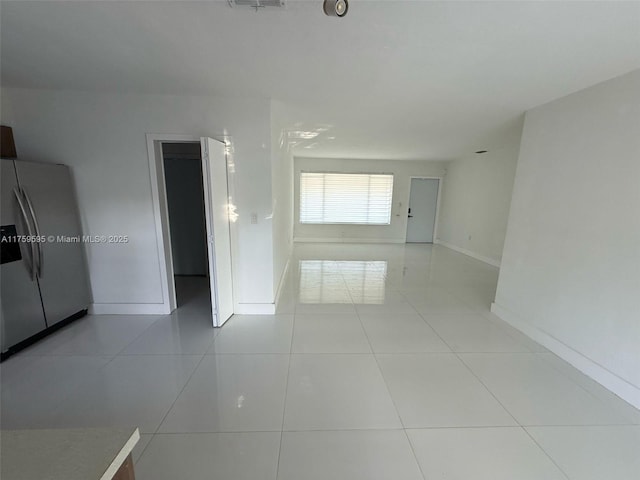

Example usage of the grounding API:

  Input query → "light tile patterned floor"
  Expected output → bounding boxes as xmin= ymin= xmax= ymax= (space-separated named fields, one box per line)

xmin=2 ymin=244 xmax=638 ymax=479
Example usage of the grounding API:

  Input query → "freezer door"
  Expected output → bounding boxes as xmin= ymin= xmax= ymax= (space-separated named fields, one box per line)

xmin=14 ymin=161 xmax=91 ymax=326
xmin=1 ymin=160 xmax=47 ymax=351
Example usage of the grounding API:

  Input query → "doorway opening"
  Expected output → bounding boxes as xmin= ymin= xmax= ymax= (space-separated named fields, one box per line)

xmin=147 ymin=134 xmax=235 ymax=327
xmin=162 ymin=142 xmax=211 ymax=319
xmin=406 ymin=177 xmax=441 ymax=243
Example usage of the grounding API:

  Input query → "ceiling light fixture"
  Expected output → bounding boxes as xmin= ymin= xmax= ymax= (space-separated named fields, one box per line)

xmin=475 ymin=150 xmax=488 ymax=154
xmin=324 ymin=0 xmax=348 ymax=18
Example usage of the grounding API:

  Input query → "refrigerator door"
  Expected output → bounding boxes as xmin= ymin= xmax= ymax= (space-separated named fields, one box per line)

xmin=14 ymin=161 xmax=91 ymax=326
xmin=1 ymin=160 xmax=47 ymax=351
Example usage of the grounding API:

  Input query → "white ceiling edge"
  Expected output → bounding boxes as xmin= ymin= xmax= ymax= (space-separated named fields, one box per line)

xmin=1 ymin=1 xmax=639 ymax=161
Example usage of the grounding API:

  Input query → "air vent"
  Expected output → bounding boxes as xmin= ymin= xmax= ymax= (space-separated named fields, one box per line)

xmin=229 ymin=0 xmax=285 ymax=8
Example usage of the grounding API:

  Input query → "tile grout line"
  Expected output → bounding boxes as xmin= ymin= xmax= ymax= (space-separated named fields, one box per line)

xmin=450 ymin=351 xmax=521 ymax=427
xmin=352 ymin=295 xmax=429 ymax=480
xmin=476 ymin=308 xmax=542 ymax=353
xmin=112 ymin=315 xmax=166 ymax=357
xmin=452 ymin=352 xmax=572 ymax=479
xmin=414 ymin=310 xmax=454 ymax=353
xmin=413 ymin=307 xmax=528 ymax=440
xmin=410 ymin=310 xmax=570 ymax=475
xmin=134 ymin=424 xmax=640 ymax=435
xmin=19 ymin=315 xmax=164 ymax=402
xmin=132 ymin=433 xmax=153 ymax=466
xmin=403 ymin=286 xmax=631 ymax=476
xmin=274 ymin=296 xmax=297 ymax=480
xmin=520 ymin=426 xmax=572 ymax=480
xmin=533 ymin=352 xmax=640 ymax=422
xmin=2 ymin=353 xmax=121 ymax=430
xmin=146 ymin=350 xmax=208 ymax=460
xmin=130 ymin=285 xmax=216 ymax=461
xmin=3 ymin=317 xmax=165 ymax=432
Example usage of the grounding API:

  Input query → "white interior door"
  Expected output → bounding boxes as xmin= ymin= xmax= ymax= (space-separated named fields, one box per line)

xmin=406 ymin=178 xmax=439 ymax=243
xmin=200 ymin=137 xmax=234 ymax=326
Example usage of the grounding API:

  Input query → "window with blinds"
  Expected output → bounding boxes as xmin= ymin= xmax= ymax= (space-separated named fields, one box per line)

xmin=299 ymin=172 xmax=394 ymax=225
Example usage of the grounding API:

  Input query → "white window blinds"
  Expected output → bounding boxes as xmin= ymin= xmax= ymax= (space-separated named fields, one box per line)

xmin=300 ymin=172 xmax=394 ymax=225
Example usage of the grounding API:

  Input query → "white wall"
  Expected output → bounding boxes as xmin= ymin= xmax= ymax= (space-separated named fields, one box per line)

xmin=437 ymin=122 xmax=523 ymax=266
xmin=294 ymin=157 xmax=447 ymax=243
xmin=493 ymin=70 xmax=640 ymax=408
xmin=163 ymin=156 xmax=207 ymax=276
xmin=1 ymin=87 xmax=276 ymax=313
xmin=270 ymin=101 xmax=294 ymax=299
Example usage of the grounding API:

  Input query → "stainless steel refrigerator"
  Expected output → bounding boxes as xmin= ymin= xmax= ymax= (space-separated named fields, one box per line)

xmin=1 ymin=159 xmax=91 ymax=356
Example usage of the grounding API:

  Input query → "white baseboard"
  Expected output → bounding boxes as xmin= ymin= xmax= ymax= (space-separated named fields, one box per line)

xmin=491 ymin=302 xmax=640 ymax=410
xmin=435 ymin=240 xmax=501 ymax=267
xmin=234 ymin=303 xmax=276 ymax=315
xmin=294 ymin=237 xmax=405 ymax=244
xmin=90 ymin=301 xmax=276 ymax=316
xmin=89 ymin=303 xmax=171 ymax=315
xmin=274 ymin=256 xmax=291 ymax=310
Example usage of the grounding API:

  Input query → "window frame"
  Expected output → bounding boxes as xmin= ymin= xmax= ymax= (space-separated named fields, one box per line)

xmin=298 ymin=171 xmax=395 ymax=226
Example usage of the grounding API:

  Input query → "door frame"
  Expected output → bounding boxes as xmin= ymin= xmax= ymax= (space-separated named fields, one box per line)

xmin=146 ymin=133 xmax=235 ymax=317
xmin=404 ymin=176 xmax=443 ymax=243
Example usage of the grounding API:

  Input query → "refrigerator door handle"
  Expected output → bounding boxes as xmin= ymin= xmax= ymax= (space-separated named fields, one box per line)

xmin=21 ymin=187 xmax=44 ymax=278
xmin=13 ymin=187 xmax=37 ymax=281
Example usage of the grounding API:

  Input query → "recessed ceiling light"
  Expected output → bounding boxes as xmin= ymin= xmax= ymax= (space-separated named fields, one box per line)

xmin=475 ymin=150 xmax=488 ymax=154
xmin=324 ymin=0 xmax=348 ymax=18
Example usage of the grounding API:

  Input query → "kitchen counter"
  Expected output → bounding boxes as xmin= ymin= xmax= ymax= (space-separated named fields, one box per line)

xmin=0 ymin=427 xmax=140 ymax=480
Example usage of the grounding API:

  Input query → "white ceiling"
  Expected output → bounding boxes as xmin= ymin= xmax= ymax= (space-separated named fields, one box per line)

xmin=2 ymin=1 xmax=639 ymax=160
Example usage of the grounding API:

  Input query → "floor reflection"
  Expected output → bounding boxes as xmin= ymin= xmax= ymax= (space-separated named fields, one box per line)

xmin=297 ymin=260 xmax=388 ymax=304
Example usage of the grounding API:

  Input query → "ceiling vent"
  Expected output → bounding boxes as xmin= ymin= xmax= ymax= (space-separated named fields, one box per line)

xmin=228 ymin=0 xmax=285 ymax=9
